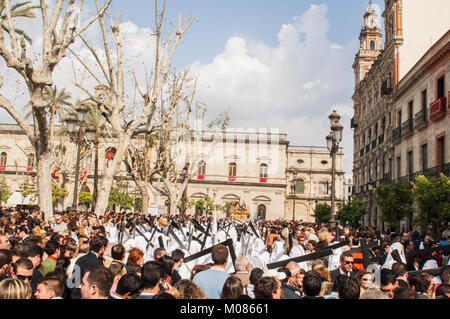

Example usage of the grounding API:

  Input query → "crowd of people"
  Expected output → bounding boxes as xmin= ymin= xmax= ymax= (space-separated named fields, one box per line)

xmin=0 ymin=205 xmax=449 ymax=300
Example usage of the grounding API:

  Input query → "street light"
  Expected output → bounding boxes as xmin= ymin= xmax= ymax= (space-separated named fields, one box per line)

xmin=326 ymin=110 xmax=343 ymax=229
xmin=291 ymin=172 xmax=297 ymax=221
xmin=64 ymin=104 xmax=96 ymax=212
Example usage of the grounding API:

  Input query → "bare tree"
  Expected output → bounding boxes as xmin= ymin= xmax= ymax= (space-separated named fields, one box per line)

xmin=0 ymin=0 xmax=112 ymax=220
xmin=73 ymin=0 xmax=196 ymax=216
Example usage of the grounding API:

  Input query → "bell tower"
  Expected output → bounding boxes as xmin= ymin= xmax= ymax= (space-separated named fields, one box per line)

xmin=353 ymin=1 xmax=383 ymax=86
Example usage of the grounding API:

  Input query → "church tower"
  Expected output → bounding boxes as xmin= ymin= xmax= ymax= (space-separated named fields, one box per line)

xmin=353 ymin=1 xmax=383 ymax=86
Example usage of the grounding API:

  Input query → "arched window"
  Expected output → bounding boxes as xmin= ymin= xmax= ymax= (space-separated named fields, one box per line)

xmin=198 ymin=161 xmax=206 ymax=177
xmin=295 ymin=179 xmax=305 ymax=194
xmin=259 ymin=164 xmax=268 ymax=178
xmin=27 ymin=154 xmax=35 ymax=171
xmin=370 ymin=40 xmax=375 ymax=50
xmin=228 ymin=163 xmax=237 ymax=181
xmin=0 ymin=152 xmax=7 ymax=170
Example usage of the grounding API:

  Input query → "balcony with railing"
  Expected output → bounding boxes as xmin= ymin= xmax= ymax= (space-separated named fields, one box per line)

xmin=372 ymin=139 xmax=377 ymax=150
xmin=381 ymin=78 xmax=393 ymax=96
xmin=366 ymin=144 xmax=371 ymax=154
xmin=401 ymin=119 xmax=414 ymax=138
xmin=392 ymin=127 xmax=401 ymax=143
xmin=351 ymin=117 xmax=358 ymax=129
xmin=360 ymin=148 xmax=365 ymax=157
xmin=429 ymin=97 xmax=447 ymax=122
xmin=415 ymin=109 xmax=428 ymax=130
xmin=378 ymin=134 xmax=385 ymax=145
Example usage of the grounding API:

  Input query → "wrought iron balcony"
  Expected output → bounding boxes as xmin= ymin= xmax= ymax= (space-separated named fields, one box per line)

xmin=351 ymin=117 xmax=358 ymax=129
xmin=381 ymin=78 xmax=393 ymax=95
xmin=360 ymin=148 xmax=365 ymax=157
xmin=392 ymin=127 xmax=401 ymax=143
xmin=378 ymin=134 xmax=385 ymax=145
xmin=401 ymin=119 xmax=414 ymax=137
xmin=415 ymin=109 xmax=428 ymax=130
xmin=429 ymin=97 xmax=447 ymax=121
xmin=372 ymin=139 xmax=377 ymax=149
xmin=366 ymin=144 xmax=371 ymax=153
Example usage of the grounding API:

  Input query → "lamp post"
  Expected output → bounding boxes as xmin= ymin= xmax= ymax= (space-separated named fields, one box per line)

xmin=65 ymin=105 xmax=96 ymax=212
xmin=291 ymin=172 xmax=297 ymax=221
xmin=326 ymin=110 xmax=343 ymax=229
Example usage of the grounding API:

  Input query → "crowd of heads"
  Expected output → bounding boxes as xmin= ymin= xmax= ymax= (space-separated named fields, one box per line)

xmin=0 ymin=205 xmax=448 ymax=300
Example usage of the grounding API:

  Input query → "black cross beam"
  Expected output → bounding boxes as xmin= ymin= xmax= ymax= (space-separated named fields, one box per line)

xmin=406 ymin=245 xmax=450 ymax=258
xmin=267 ymin=240 xmax=351 ymax=270
xmin=126 ymin=219 xmax=151 ymax=245
xmin=200 ymin=221 xmax=212 ymax=251
xmin=183 ymin=238 xmax=237 ymax=269
xmin=408 ymin=267 xmax=445 ymax=277
xmin=249 ymin=221 xmax=261 ymax=239
xmin=360 ymin=240 xmax=371 ymax=269
xmin=167 ymin=226 xmax=188 ymax=251
xmin=158 ymin=236 xmax=165 ymax=249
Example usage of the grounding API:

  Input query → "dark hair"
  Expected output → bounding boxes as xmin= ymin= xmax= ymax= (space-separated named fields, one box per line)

xmin=302 ymin=271 xmax=324 ymax=297
xmin=380 ymin=269 xmax=397 ymax=287
xmin=109 ymin=262 xmax=126 ymax=277
xmin=250 ymin=268 xmax=264 ymax=286
xmin=0 ymin=249 xmax=11 ymax=268
xmin=254 ymin=277 xmax=278 ymax=299
xmin=338 ymin=277 xmax=360 ymax=299
xmin=435 ymin=284 xmax=450 ymax=299
xmin=409 ymin=274 xmax=429 ymax=293
xmin=116 ymin=273 xmax=142 ymax=297
xmin=159 ymin=255 xmax=175 ymax=277
xmin=153 ymin=292 xmax=176 ymax=299
xmin=153 ymin=247 xmax=166 ymax=260
xmin=12 ymin=257 xmax=33 ymax=273
xmin=141 ymin=261 xmax=165 ymax=289
xmin=44 ymin=240 xmax=60 ymax=256
xmin=221 ymin=276 xmax=244 ymax=299
xmin=212 ymin=244 xmax=228 ymax=265
xmin=393 ymin=287 xmax=416 ymax=299
xmin=10 ymin=246 xmax=26 ymax=259
xmin=171 ymin=249 xmax=185 ymax=263
xmin=339 ymin=251 xmax=354 ymax=262
xmin=89 ymin=235 xmax=107 ymax=253
xmin=85 ymin=266 xmax=114 ymax=298
xmin=333 ymin=274 xmax=347 ymax=292
xmin=440 ymin=268 xmax=450 ymax=285
xmin=38 ymin=278 xmax=64 ymax=298
xmin=111 ymin=244 xmax=125 ymax=261
xmin=392 ymin=262 xmax=408 ymax=277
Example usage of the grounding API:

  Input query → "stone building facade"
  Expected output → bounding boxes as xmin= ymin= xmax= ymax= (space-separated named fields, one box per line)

xmin=0 ymin=125 xmax=345 ymax=221
xmin=352 ymin=0 xmax=450 ymax=230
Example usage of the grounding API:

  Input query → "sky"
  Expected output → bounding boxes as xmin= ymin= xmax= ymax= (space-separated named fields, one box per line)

xmin=0 ymin=0 xmax=386 ymax=179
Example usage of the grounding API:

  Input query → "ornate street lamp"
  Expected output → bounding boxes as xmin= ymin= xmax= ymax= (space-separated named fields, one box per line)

xmin=326 ymin=110 xmax=343 ymax=228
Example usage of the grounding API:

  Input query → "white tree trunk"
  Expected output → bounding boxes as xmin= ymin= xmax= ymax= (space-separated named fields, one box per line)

xmin=94 ymin=133 xmax=131 ymax=216
xmin=36 ymin=150 xmax=53 ymax=220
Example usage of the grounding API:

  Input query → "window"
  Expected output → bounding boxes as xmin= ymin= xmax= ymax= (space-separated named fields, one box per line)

xmin=319 ymin=181 xmax=329 ymax=195
xmin=370 ymin=40 xmax=375 ymax=50
xmin=408 ymin=101 xmax=413 ymax=120
xmin=437 ymin=76 xmax=445 ymax=99
xmin=295 ymin=179 xmax=305 ymax=194
xmin=27 ymin=154 xmax=35 ymax=171
xmin=228 ymin=163 xmax=237 ymax=180
xmin=198 ymin=161 xmax=206 ymax=176
xmin=397 ymin=156 xmax=402 ymax=179
xmin=422 ymin=89 xmax=427 ymax=112
xmin=259 ymin=164 xmax=268 ymax=179
xmin=408 ymin=151 xmax=413 ymax=177
xmin=0 ymin=152 xmax=6 ymax=170
xmin=375 ymin=158 xmax=379 ymax=179
xmin=421 ymin=144 xmax=428 ymax=172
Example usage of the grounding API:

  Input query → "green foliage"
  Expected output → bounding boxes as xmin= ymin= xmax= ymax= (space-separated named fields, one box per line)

xmin=412 ymin=174 xmax=450 ymax=236
xmin=190 ymin=198 xmax=221 ymax=216
xmin=0 ymin=177 xmax=11 ymax=204
xmin=52 ymin=184 xmax=68 ymax=204
xmin=79 ymin=192 xmax=93 ymax=207
xmin=20 ymin=181 xmax=36 ymax=197
xmin=375 ymin=181 xmax=414 ymax=228
xmin=336 ymin=198 xmax=368 ymax=227
xmin=313 ymin=204 xmax=331 ymax=223
xmin=109 ymin=188 xmax=134 ymax=210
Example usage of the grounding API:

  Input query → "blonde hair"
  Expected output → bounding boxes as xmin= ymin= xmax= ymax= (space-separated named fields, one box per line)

xmin=318 ymin=230 xmax=329 ymax=243
xmin=174 ymin=279 xmax=208 ymax=299
xmin=422 ymin=273 xmax=435 ymax=300
xmin=0 ymin=279 xmax=32 ymax=299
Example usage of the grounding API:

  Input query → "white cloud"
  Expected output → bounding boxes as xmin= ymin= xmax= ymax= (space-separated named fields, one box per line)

xmin=189 ymin=4 xmax=357 ymax=178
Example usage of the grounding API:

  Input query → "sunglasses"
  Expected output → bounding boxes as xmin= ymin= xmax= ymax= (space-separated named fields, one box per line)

xmin=17 ymin=275 xmax=33 ymax=281
xmin=344 ymin=261 xmax=354 ymax=265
